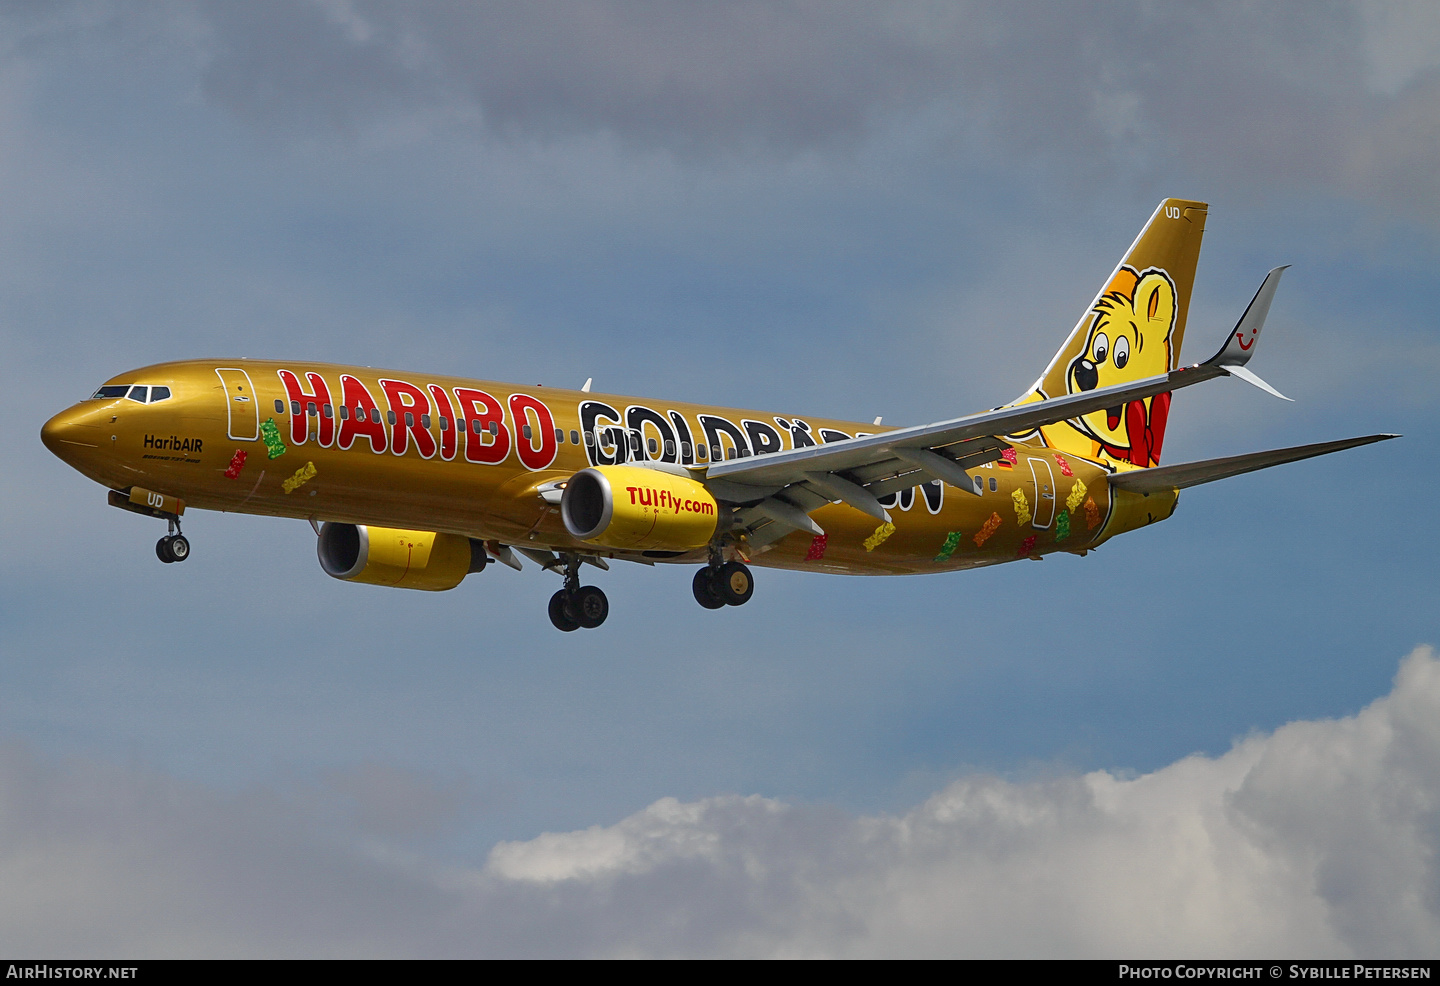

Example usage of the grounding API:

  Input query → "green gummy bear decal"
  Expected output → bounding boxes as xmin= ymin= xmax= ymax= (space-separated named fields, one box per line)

xmin=260 ymin=418 xmax=287 ymax=459
xmin=934 ymin=531 xmax=963 ymax=562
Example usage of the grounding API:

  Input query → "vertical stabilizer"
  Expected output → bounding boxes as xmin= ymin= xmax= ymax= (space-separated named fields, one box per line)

xmin=1016 ymin=199 xmax=1207 ymax=470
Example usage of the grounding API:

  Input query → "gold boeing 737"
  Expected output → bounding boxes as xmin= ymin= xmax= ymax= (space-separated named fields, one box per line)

xmin=42 ymin=200 xmax=1395 ymax=630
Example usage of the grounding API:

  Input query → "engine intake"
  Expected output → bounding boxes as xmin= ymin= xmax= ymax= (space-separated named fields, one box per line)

xmin=317 ymin=523 xmax=487 ymax=591
xmin=561 ymin=466 xmax=718 ymax=550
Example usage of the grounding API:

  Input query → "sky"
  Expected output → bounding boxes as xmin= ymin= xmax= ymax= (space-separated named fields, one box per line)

xmin=1 ymin=0 xmax=1439 ymax=958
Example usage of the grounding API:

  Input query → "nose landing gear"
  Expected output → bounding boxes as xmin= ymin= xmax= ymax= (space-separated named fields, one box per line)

xmin=107 ymin=488 xmax=192 ymax=565
xmin=156 ymin=534 xmax=190 ymax=563
xmin=155 ymin=518 xmax=190 ymax=564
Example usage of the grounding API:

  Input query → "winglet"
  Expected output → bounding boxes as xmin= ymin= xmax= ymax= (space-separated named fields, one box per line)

xmin=1204 ymin=266 xmax=1290 ymax=399
xmin=1206 ymin=266 xmax=1287 ymax=368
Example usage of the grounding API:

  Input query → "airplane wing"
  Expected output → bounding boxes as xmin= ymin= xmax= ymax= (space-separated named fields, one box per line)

xmin=1107 ymin=434 xmax=1398 ymax=495
xmin=700 ymin=268 xmax=1292 ymax=544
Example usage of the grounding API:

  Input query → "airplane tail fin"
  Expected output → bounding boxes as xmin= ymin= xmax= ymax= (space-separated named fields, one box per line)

xmin=1019 ymin=199 xmax=1208 ymax=470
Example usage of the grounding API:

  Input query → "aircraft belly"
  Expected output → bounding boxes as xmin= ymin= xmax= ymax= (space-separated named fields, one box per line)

xmin=752 ymin=445 xmax=1117 ymax=574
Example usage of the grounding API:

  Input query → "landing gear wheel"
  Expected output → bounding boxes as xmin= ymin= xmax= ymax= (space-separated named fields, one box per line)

xmin=156 ymin=537 xmax=175 ymax=564
xmin=573 ymin=586 xmax=609 ymax=628
xmin=717 ymin=561 xmax=754 ymax=606
xmin=168 ymin=535 xmax=190 ymax=562
xmin=548 ymin=590 xmax=580 ymax=632
xmin=692 ymin=567 xmax=725 ymax=610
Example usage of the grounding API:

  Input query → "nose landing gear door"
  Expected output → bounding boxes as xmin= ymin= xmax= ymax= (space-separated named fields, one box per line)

xmin=215 ymin=367 xmax=259 ymax=441
xmin=1027 ymin=457 xmax=1056 ymax=529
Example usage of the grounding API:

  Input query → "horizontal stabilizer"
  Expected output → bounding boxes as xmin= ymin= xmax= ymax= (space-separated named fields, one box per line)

xmin=1223 ymin=364 xmax=1291 ymax=401
xmin=1108 ymin=434 xmax=1398 ymax=495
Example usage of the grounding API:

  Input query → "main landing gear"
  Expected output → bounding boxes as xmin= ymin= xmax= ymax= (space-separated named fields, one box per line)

xmin=541 ymin=552 xmax=752 ymax=630
xmin=155 ymin=518 xmax=190 ymax=564
xmin=693 ymin=560 xmax=753 ymax=610
xmin=548 ymin=554 xmax=609 ymax=632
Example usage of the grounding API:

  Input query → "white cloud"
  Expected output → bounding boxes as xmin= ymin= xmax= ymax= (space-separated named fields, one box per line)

xmin=0 ymin=647 xmax=1436 ymax=957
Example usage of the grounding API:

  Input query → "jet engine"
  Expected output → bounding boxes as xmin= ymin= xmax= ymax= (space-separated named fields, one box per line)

xmin=561 ymin=465 xmax=718 ymax=550
xmin=317 ymin=522 xmax=487 ymax=591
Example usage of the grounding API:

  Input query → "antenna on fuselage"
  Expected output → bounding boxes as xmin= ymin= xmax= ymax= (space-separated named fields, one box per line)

xmin=873 ymin=416 xmax=883 ymax=425
xmin=582 ymin=378 xmax=592 ymax=393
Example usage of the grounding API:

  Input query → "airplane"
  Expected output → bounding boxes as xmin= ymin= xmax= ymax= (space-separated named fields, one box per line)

xmin=41 ymin=199 xmax=1395 ymax=631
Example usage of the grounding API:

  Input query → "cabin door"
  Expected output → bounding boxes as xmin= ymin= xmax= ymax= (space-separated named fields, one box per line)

xmin=214 ymin=367 xmax=259 ymax=441
xmin=1027 ymin=457 xmax=1057 ymax=529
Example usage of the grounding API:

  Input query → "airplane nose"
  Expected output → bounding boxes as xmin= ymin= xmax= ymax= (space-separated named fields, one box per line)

xmin=41 ymin=405 xmax=103 ymax=459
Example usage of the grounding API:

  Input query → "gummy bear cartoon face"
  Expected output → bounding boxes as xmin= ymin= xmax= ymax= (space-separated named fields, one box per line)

xmin=1066 ymin=265 xmax=1176 ymax=466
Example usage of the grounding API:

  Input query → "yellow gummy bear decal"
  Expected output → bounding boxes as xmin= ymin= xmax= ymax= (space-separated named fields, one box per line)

xmin=282 ymin=461 xmax=317 ymax=494
xmin=973 ymin=512 xmax=1002 ymax=547
xmin=863 ymin=521 xmax=896 ymax=552
xmin=1011 ymin=489 xmax=1030 ymax=526
xmin=1066 ymin=478 xmax=1088 ymax=513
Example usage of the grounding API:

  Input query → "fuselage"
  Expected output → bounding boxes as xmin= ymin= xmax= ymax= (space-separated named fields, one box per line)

xmin=41 ymin=359 xmax=1172 ymax=575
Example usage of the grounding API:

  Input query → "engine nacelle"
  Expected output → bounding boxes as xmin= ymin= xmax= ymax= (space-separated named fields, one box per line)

xmin=317 ymin=523 xmax=487 ymax=591
xmin=561 ymin=465 xmax=718 ymax=550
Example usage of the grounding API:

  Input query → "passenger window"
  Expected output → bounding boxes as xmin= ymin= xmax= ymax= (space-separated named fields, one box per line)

xmin=387 ymin=410 xmax=396 ymax=425
xmin=681 ymin=442 xmax=691 ymax=458
xmin=471 ymin=419 xmax=481 ymax=434
xmin=323 ymin=403 xmax=333 ymax=418
xmin=92 ymin=385 xmax=130 ymax=400
xmin=989 ymin=477 xmax=997 ymax=492
xmin=405 ymin=412 xmax=415 ymax=427
xmin=695 ymin=444 xmax=706 ymax=460
xmin=584 ymin=431 xmax=594 ymax=446
xmin=522 ymin=424 xmax=532 ymax=440
xmin=713 ymin=445 xmax=722 ymax=460
xmin=307 ymin=402 xmax=317 ymax=417
xmin=571 ymin=430 xmax=580 ymax=445
xmin=127 ymin=386 xmax=148 ymax=403
xmin=339 ymin=406 xmax=349 ymax=420
xmin=420 ymin=413 xmax=430 ymax=429
xmin=664 ymin=440 xmax=675 ymax=456
xmin=291 ymin=401 xmax=301 ymax=415
xmin=275 ymin=399 xmax=285 ymax=413
xmin=974 ymin=476 xmax=983 ymax=494
xmin=438 ymin=417 xmax=448 ymax=431
xmin=490 ymin=422 xmax=499 ymax=436
xmin=555 ymin=427 xmax=564 ymax=443
xmin=149 ymin=386 xmax=171 ymax=402
xmin=648 ymin=438 xmax=658 ymax=455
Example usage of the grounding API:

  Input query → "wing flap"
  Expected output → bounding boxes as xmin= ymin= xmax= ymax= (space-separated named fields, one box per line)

xmin=705 ymin=363 xmax=1223 ymax=490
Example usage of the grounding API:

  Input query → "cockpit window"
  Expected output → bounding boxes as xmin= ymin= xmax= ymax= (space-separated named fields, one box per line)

xmin=90 ymin=384 xmax=173 ymax=403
